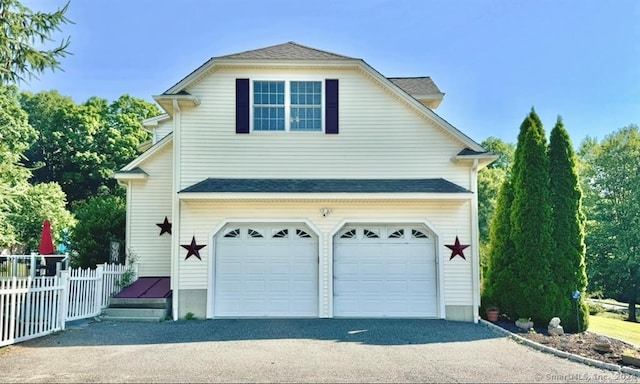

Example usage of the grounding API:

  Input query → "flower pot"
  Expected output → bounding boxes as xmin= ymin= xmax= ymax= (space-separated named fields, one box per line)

xmin=486 ymin=309 xmax=499 ymax=322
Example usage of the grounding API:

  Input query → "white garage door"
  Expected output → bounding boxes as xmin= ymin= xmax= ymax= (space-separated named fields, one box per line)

xmin=334 ymin=225 xmax=437 ymax=317
xmin=215 ymin=225 xmax=318 ymax=317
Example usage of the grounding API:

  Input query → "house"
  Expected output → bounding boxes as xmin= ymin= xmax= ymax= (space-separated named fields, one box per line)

xmin=114 ymin=42 xmax=496 ymax=322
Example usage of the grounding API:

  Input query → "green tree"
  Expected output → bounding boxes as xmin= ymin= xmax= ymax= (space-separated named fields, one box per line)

xmin=548 ymin=117 xmax=589 ymax=331
xmin=482 ymin=177 xmax=517 ymax=313
xmin=581 ymin=126 xmax=640 ymax=322
xmin=0 ymin=84 xmax=35 ymax=249
xmin=9 ymin=182 xmax=75 ymax=252
xmin=19 ymin=92 xmax=159 ymax=203
xmin=478 ymin=137 xmax=514 ymax=278
xmin=20 ymin=90 xmax=105 ymax=202
xmin=510 ymin=110 xmax=557 ymax=323
xmin=484 ymin=109 xmax=559 ymax=324
xmin=0 ymin=0 xmax=71 ymax=84
xmin=70 ymin=194 xmax=125 ymax=268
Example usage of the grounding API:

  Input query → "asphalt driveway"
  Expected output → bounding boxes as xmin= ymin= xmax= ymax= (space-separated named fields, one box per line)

xmin=0 ymin=319 xmax=632 ymax=383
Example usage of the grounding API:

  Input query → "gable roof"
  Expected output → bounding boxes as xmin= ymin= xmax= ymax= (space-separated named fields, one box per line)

xmin=153 ymin=41 xmax=492 ymax=156
xmin=180 ymin=178 xmax=470 ymax=194
xmin=388 ymin=77 xmax=443 ymax=96
xmin=163 ymin=42 xmax=357 ymax=95
xmin=217 ymin=41 xmax=356 ymax=61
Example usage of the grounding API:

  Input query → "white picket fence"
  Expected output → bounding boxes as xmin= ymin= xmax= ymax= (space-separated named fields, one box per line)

xmin=0 ymin=263 xmax=137 ymax=347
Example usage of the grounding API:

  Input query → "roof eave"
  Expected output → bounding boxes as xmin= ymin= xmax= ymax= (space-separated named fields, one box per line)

xmin=178 ymin=192 xmax=473 ymax=201
xmin=358 ymin=62 xmax=486 ymax=152
xmin=153 ymin=94 xmax=201 ymax=115
xmin=164 ymin=58 xmax=362 ymax=94
xmin=142 ymin=113 xmax=171 ymax=129
xmin=452 ymin=154 xmax=499 ymax=170
xmin=113 ymin=169 xmax=149 ymax=181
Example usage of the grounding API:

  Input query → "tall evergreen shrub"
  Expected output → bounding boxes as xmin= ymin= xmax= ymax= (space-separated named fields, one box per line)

xmin=549 ymin=117 xmax=589 ymax=332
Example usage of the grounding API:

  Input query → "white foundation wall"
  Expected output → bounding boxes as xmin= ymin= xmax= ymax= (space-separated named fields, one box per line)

xmin=127 ymin=142 xmax=173 ymax=276
xmin=178 ymin=66 xmax=472 ymax=190
xmin=176 ymin=199 xmax=474 ymax=318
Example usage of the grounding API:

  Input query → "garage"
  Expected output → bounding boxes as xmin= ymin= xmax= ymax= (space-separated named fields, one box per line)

xmin=333 ymin=225 xmax=437 ymax=317
xmin=214 ymin=224 xmax=318 ymax=317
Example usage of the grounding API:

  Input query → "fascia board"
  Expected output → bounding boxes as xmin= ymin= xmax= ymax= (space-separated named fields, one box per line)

xmin=118 ymin=133 xmax=173 ymax=172
xmin=357 ymin=62 xmax=486 ymax=153
xmin=178 ymin=192 xmax=473 ymax=201
xmin=142 ymin=113 xmax=171 ymax=129
xmin=164 ymin=58 xmax=362 ymax=94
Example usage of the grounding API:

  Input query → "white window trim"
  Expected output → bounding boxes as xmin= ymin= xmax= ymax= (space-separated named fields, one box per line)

xmin=250 ymin=77 xmax=325 ymax=133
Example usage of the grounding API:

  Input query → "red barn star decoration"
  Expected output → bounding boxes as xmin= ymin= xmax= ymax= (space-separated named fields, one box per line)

xmin=181 ymin=236 xmax=206 ymax=260
xmin=156 ymin=216 xmax=172 ymax=236
xmin=446 ymin=236 xmax=470 ymax=260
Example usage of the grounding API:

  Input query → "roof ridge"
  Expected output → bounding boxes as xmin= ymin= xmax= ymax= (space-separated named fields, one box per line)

xmin=216 ymin=41 xmax=356 ymax=60
xmin=284 ymin=41 xmax=356 ymax=60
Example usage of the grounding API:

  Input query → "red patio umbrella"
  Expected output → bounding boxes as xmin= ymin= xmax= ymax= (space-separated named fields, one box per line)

xmin=38 ymin=220 xmax=55 ymax=255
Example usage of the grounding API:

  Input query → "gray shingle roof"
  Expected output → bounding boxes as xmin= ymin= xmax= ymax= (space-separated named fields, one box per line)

xmin=117 ymin=167 xmax=148 ymax=175
xmin=457 ymin=148 xmax=489 ymax=156
xmin=218 ymin=41 xmax=356 ymax=61
xmin=388 ymin=77 xmax=443 ymax=96
xmin=180 ymin=178 xmax=470 ymax=194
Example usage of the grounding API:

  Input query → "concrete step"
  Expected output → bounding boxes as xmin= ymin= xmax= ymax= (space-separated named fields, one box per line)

xmin=101 ymin=307 xmax=169 ymax=321
xmin=108 ymin=297 xmax=169 ymax=309
xmin=99 ymin=315 xmax=163 ymax=322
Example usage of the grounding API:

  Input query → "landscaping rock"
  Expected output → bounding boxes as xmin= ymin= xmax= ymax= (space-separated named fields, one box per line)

xmin=594 ymin=336 xmax=612 ymax=353
xmin=548 ymin=317 xmax=564 ymax=336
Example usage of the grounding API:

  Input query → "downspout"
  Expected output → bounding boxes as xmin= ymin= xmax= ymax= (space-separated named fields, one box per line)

xmin=470 ymin=159 xmax=480 ymax=323
xmin=124 ymin=180 xmax=132 ymax=265
xmin=171 ymin=99 xmax=182 ymax=321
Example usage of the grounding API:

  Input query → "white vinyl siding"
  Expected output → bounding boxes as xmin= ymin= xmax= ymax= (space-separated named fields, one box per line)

xmin=178 ymin=200 xmax=473 ymax=317
xmin=154 ymin=119 xmax=173 ymax=144
xmin=179 ymin=67 xmax=470 ymax=190
xmin=127 ymin=142 xmax=173 ymax=276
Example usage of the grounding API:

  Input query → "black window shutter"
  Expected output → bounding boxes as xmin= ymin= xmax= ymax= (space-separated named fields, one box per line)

xmin=236 ymin=78 xmax=250 ymax=134
xmin=325 ymin=79 xmax=339 ymax=134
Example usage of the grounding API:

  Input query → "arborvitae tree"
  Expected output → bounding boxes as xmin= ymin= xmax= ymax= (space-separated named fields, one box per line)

xmin=548 ymin=117 xmax=589 ymax=332
xmin=482 ymin=177 xmax=517 ymax=314
xmin=489 ymin=110 xmax=558 ymax=324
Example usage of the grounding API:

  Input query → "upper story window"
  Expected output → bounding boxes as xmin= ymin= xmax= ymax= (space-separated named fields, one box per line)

xmin=252 ymin=80 xmax=322 ymax=132
xmin=236 ymin=78 xmax=338 ymax=135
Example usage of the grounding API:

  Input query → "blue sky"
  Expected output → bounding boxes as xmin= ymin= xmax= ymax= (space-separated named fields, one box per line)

xmin=22 ymin=0 xmax=639 ymax=145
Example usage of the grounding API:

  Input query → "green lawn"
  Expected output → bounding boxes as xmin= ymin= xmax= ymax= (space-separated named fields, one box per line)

xmin=589 ymin=314 xmax=640 ymax=346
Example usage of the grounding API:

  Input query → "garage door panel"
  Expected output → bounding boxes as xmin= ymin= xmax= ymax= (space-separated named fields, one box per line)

xmin=334 ymin=262 xmax=358 ymax=275
xmin=334 ymin=225 xmax=437 ymax=318
xmin=334 ymin=279 xmax=358 ymax=293
xmin=359 ymin=279 xmax=384 ymax=293
xmin=385 ymin=280 xmax=408 ymax=293
xmin=360 ymin=262 xmax=384 ymax=275
xmin=215 ymin=225 xmax=318 ymax=317
xmin=268 ymin=280 xmax=289 ymax=293
xmin=385 ymin=262 xmax=407 ymax=274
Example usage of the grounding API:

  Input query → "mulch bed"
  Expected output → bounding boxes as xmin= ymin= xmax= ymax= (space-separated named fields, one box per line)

xmin=492 ymin=320 xmax=639 ymax=369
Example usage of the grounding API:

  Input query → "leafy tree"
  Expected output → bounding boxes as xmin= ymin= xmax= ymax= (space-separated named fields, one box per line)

xmin=95 ymin=94 xmax=160 ymax=183
xmin=70 ymin=194 xmax=125 ymax=268
xmin=0 ymin=84 xmax=35 ymax=248
xmin=581 ymin=125 xmax=640 ymax=322
xmin=548 ymin=117 xmax=589 ymax=331
xmin=20 ymin=90 xmax=105 ymax=202
xmin=0 ymin=0 xmax=71 ymax=84
xmin=9 ymin=182 xmax=75 ymax=253
xmin=19 ymin=91 xmax=159 ymax=203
